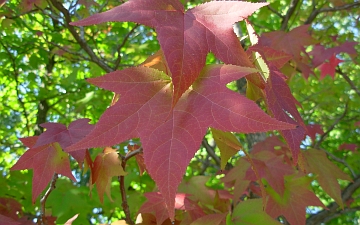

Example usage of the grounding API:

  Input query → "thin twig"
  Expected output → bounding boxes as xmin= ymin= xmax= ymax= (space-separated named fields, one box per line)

xmin=281 ymin=0 xmax=301 ymax=30
xmin=49 ymin=0 xmax=113 ymax=73
xmin=313 ymin=102 xmax=348 ymax=149
xmin=118 ymin=147 xmax=143 ymax=225
xmin=202 ymin=139 xmax=221 ymax=167
xmin=40 ymin=173 xmax=58 ymax=225
xmin=266 ymin=5 xmax=283 ymax=19
xmin=0 ymin=39 xmax=31 ymax=136
xmin=319 ymin=148 xmax=356 ymax=178
xmin=305 ymin=2 xmax=360 ymax=24
xmin=113 ymin=24 xmax=140 ymax=70
xmin=336 ymin=67 xmax=360 ymax=97
xmin=306 ymin=175 xmax=360 ymax=225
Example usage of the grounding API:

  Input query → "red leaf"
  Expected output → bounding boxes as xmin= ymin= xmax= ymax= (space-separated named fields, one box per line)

xmin=246 ymin=151 xmax=294 ymax=194
xmin=339 ymin=143 xmax=358 ymax=152
xmin=67 ymin=65 xmax=294 ymax=220
xmin=264 ymin=70 xmax=306 ymax=163
xmin=306 ymin=124 xmax=324 ymax=142
xmin=11 ymin=137 xmax=76 ymax=203
xmin=139 ymin=192 xmax=191 ymax=225
xmin=70 ymin=0 xmax=268 ymax=105
xmin=265 ymin=175 xmax=325 ymax=225
xmin=247 ymin=44 xmax=292 ymax=70
xmin=0 ymin=198 xmax=22 ymax=220
xmin=190 ymin=213 xmax=226 ymax=225
xmin=318 ymin=54 xmax=343 ymax=80
xmin=34 ymin=119 xmax=94 ymax=164
xmin=221 ymin=158 xmax=251 ymax=202
xmin=310 ymin=42 xmax=357 ymax=67
xmin=0 ymin=214 xmax=20 ymax=225
xmin=259 ymin=25 xmax=317 ymax=79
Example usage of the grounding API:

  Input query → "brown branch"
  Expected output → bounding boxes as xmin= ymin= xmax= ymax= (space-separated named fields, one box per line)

xmin=40 ymin=173 xmax=58 ymax=225
xmin=118 ymin=147 xmax=143 ymax=225
xmin=202 ymin=139 xmax=221 ymax=167
xmin=306 ymin=175 xmax=360 ymax=225
xmin=305 ymin=2 xmax=360 ymax=24
xmin=113 ymin=24 xmax=140 ymax=70
xmin=281 ymin=0 xmax=301 ymax=30
xmin=313 ymin=102 xmax=348 ymax=149
xmin=319 ymin=148 xmax=356 ymax=178
xmin=0 ymin=38 xmax=31 ymax=135
xmin=267 ymin=5 xmax=284 ymax=19
xmin=336 ymin=67 xmax=360 ymax=97
xmin=49 ymin=0 xmax=113 ymax=73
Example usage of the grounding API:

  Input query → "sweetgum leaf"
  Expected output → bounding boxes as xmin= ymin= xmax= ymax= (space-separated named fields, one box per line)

xmin=190 ymin=213 xmax=226 ymax=225
xmin=306 ymin=124 xmax=324 ymax=142
xmin=210 ymin=128 xmax=242 ymax=170
xmin=259 ymin=25 xmax=317 ymax=79
xmin=245 ymin=151 xmax=294 ymax=195
xmin=310 ymin=42 xmax=357 ymax=67
xmin=70 ymin=0 xmax=267 ymax=105
xmin=0 ymin=214 xmax=20 ymax=225
xmin=92 ymin=147 xmax=127 ymax=202
xmin=318 ymin=54 xmax=343 ymax=80
xmin=221 ymin=158 xmax=251 ymax=202
xmin=139 ymin=192 xmax=192 ymax=225
xmin=264 ymin=69 xmax=306 ymax=164
xmin=303 ymin=148 xmax=352 ymax=207
xmin=11 ymin=137 xmax=76 ymax=203
xmin=33 ymin=118 xmax=94 ymax=164
xmin=67 ymin=64 xmax=295 ymax=220
xmin=265 ymin=175 xmax=325 ymax=225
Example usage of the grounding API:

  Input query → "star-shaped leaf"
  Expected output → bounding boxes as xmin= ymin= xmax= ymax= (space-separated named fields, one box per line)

xmin=265 ymin=175 xmax=325 ymax=225
xmin=318 ymin=54 xmax=343 ymax=79
xmin=264 ymin=69 xmax=306 ymax=164
xmin=139 ymin=192 xmax=192 ymax=225
xmin=11 ymin=137 xmax=76 ymax=202
xmin=70 ymin=0 xmax=268 ymax=105
xmin=33 ymin=118 xmax=94 ymax=165
xmin=67 ymin=64 xmax=294 ymax=220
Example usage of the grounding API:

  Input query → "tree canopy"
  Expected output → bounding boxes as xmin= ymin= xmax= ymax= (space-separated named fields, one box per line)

xmin=0 ymin=0 xmax=359 ymax=224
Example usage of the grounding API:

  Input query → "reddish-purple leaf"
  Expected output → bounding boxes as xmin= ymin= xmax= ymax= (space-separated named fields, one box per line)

xmin=190 ymin=213 xmax=226 ymax=225
xmin=264 ymin=69 xmax=306 ymax=163
xmin=310 ymin=42 xmax=357 ymax=67
xmin=265 ymin=175 xmax=325 ymax=225
xmin=0 ymin=214 xmax=20 ymax=225
xmin=139 ymin=192 xmax=192 ymax=225
xmin=306 ymin=124 xmax=324 ymax=142
xmin=33 ymin=119 xmax=94 ymax=164
xmin=67 ymin=64 xmax=294 ymax=220
xmin=339 ymin=143 xmax=358 ymax=152
xmin=70 ymin=0 xmax=267 ymax=105
xmin=11 ymin=137 xmax=76 ymax=203
xmin=259 ymin=25 xmax=317 ymax=79
xmin=221 ymin=158 xmax=251 ymax=202
xmin=245 ymin=151 xmax=294 ymax=194
xmin=247 ymin=44 xmax=292 ymax=69
xmin=318 ymin=54 xmax=343 ymax=79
